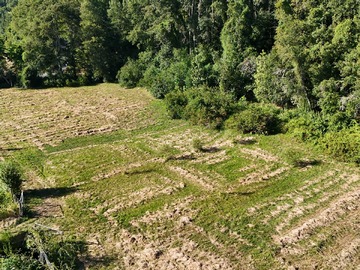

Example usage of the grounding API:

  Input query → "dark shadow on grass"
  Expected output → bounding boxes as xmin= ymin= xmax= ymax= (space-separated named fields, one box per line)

xmin=293 ymin=159 xmax=322 ymax=168
xmin=223 ymin=191 xmax=255 ymax=197
xmin=82 ymin=254 xmax=117 ymax=269
xmin=165 ymin=153 xmax=196 ymax=162
xmin=124 ymin=168 xmax=157 ymax=175
xmin=24 ymin=186 xmax=78 ymax=199
xmin=0 ymin=147 xmax=25 ymax=152
xmin=201 ymin=146 xmax=221 ymax=153
xmin=233 ymin=138 xmax=257 ymax=145
xmin=24 ymin=187 xmax=78 ymax=218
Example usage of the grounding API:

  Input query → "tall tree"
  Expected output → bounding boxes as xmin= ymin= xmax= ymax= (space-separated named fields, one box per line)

xmin=219 ymin=0 xmax=276 ymax=99
xmin=6 ymin=0 xmax=81 ymax=87
xmin=270 ymin=0 xmax=360 ymax=110
xmin=79 ymin=0 xmax=123 ymax=82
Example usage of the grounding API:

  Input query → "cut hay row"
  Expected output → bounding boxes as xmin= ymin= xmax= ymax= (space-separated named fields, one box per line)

xmin=168 ymin=166 xmax=217 ymax=191
xmin=0 ymin=86 xmax=155 ymax=148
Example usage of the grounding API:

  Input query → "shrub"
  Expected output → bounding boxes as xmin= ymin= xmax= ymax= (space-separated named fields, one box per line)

xmin=117 ymin=58 xmax=144 ymax=88
xmin=0 ymin=190 xmax=13 ymax=208
xmin=0 ymin=161 xmax=23 ymax=197
xmin=20 ymin=66 xmax=42 ymax=88
xmin=142 ymin=48 xmax=191 ymax=98
xmin=192 ymin=138 xmax=205 ymax=152
xmin=164 ymin=90 xmax=188 ymax=119
xmin=285 ymin=112 xmax=328 ymax=142
xmin=225 ymin=103 xmax=282 ymax=134
xmin=320 ymin=125 xmax=360 ymax=164
xmin=47 ymin=239 xmax=86 ymax=270
xmin=184 ymin=86 xmax=236 ymax=129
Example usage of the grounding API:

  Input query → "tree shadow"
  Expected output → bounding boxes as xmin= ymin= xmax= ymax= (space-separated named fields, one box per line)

xmin=165 ymin=153 xmax=196 ymax=162
xmin=233 ymin=138 xmax=257 ymax=145
xmin=82 ymin=254 xmax=117 ymax=269
xmin=201 ymin=146 xmax=221 ymax=153
xmin=0 ymin=147 xmax=24 ymax=152
xmin=23 ymin=187 xmax=78 ymax=218
xmin=293 ymin=159 xmax=322 ymax=168
xmin=24 ymin=186 xmax=78 ymax=199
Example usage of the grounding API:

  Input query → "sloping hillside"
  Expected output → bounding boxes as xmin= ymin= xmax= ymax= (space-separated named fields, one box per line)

xmin=1 ymin=84 xmax=359 ymax=269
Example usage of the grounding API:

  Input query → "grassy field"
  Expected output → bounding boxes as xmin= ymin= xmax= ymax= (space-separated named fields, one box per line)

xmin=0 ymin=84 xmax=359 ymax=269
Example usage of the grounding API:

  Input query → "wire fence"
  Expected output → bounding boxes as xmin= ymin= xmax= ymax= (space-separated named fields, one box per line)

xmin=18 ymin=190 xmax=24 ymax=217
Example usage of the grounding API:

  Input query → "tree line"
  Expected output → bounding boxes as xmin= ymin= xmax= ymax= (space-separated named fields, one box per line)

xmin=0 ymin=0 xmax=359 ymax=162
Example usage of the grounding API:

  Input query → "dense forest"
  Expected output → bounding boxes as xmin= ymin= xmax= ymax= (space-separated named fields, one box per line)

xmin=0 ymin=0 xmax=359 ymax=162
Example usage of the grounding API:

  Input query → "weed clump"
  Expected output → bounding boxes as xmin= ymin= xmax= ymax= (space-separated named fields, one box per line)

xmin=192 ymin=138 xmax=205 ymax=152
xmin=225 ymin=103 xmax=282 ymax=135
xmin=0 ymin=161 xmax=23 ymax=197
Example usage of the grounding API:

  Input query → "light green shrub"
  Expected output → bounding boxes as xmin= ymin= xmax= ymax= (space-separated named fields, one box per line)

xmin=225 ymin=103 xmax=282 ymax=134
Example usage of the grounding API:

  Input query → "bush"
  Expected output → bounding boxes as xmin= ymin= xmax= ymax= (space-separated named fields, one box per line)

xmin=164 ymin=90 xmax=188 ymax=119
xmin=0 ymin=190 xmax=13 ymax=208
xmin=184 ymin=86 xmax=236 ymax=129
xmin=142 ymin=48 xmax=191 ymax=98
xmin=117 ymin=58 xmax=144 ymax=88
xmin=192 ymin=138 xmax=205 ymax=152
xmin=320 ymin=125 xmax=360 ymax=164
xmin=47 ymin=239 xmax=86 ymax=269
xmin=0 ymin=161 xmax=23 ymax=197
xmin=285 ymin=111 xmax=328 ymax=142
xmin=225 ymin=103 xmax=282 ymax=134
xmin=20 ymin=66 xmax=42 ymax=89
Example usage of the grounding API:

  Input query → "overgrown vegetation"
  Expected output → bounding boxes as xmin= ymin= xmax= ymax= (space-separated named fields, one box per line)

xmin=0 ymin=230 xmax=85 ymax=270
xmin=0 ymin=161 xmax=22 ymax=198
xmin=1 ymin=0 xmax=359 ymax=162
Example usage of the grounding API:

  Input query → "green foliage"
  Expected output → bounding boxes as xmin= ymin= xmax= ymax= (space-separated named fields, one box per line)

xmin=314 ymin=79 xmax=341 ymax=115
xmin=320 ymin=125 xmax=360 ymax=164
xmin=165 ymin=86 xmax=237 ymax=129
xmin=0 ymin=178 xmax=17 ymax=218
xmin=184 ymin=86 xmax=237 ymax=129
xmin=0 ymin=189 xmax=12 ymax=206
xmin=285 ymin=112 xmax=327 ymax=142
xmin=142 ymin=48 xmax=191 ymax=98
xmin=0 ymin=161 xmax=23 ymax=197
xmin=79 ymin=0 xmax=123 ymax=82
xmin=117 ymin=58 xmax=144 ymax=88
xmin=219 ymin=0 xmax=276 ymax=98
xmin=254 ymin=51 xmax=293 ymax=107
xmin=0 ymin=255 xmax=43 ymax=270
xmin=20 ymin=66 xmax=42 ymax=89
xmin=164 ymin=90 xmax=188 ymax=119
xmin=225 ymin=103 xmax=282 ymax=135
xmin=46 ymin=239 xmax=86 ymax=269
xmin=0 ymin=230 xmax=85 ymax=270
xmin=6 ymin=0 xmax=81 ymax=88
xmin=190 ymin=45 xmax=219 ymax=87
xmin=192 ymin=138 xmax=205 ymax=152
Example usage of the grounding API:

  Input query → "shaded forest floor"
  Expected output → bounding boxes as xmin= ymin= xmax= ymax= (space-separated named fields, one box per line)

xmin=1 ymin=84 xmax=359 ymax=269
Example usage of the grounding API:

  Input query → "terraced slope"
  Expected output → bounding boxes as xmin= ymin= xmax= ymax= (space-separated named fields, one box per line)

xmin=0 ymin=84 xmax=359 ymax=269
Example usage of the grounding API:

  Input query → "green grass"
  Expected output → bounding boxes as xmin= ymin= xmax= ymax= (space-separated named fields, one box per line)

xmin=1 ymin=84 xmax=359 ymax=269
